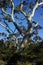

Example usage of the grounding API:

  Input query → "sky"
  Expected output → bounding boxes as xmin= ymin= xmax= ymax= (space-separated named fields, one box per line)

xmin=0 ymin=0 xmax=43 ymax=39
xmin=33 ymin=7 xmax=43 ymax=39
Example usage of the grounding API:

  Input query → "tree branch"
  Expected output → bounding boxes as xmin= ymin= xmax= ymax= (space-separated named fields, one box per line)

xmin=11 ymin=0 xmax=24 ymax=36
xmin=0 ymin=23 xmax=11 ymax=33
xmin=28 ymin=1 xmax=43 ymax=21
xmin=2 ymin=8 xmax=11 ymax=16
xmin=2 ymin=0 xmax=23 ymax=36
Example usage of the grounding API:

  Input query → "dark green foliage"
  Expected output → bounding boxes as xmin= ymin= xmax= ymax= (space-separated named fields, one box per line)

xmin=0 ymin=40 xmax=43 ymax=65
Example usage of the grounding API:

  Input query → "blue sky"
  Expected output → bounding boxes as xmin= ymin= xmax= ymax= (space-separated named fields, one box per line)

xmin=0 ymin=0 xmax=43 ymax=39
xmin=33 ymin=7 xmax=43 ymax=39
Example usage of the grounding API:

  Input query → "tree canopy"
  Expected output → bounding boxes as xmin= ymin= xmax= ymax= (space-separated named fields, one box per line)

xmin=0 ymin=0 xmax=43 ymax=65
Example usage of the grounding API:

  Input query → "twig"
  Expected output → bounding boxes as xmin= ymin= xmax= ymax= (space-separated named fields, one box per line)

xmin=2 ymin=8 xmax=11 ymax=16
xmin=0 ymin=23 xmax=10 ymax=33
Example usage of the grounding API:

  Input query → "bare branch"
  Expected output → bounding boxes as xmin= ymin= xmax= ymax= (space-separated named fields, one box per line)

xmin=2 ymin=8 xmax=11 ymax=16
xmin=0 ymin=23 xmax=11 ymax=33
xmin=10 ymin=0 xmax=24 ymax=36
xmin=1 ymin=0 xmax=23 ymax=36
xmin=11 ymin=0 xmax=14 ymax=21
xmin=20 ymin=3 xmax=27 ymax=17
xmin=3 ymin=20 xmax=14 ymax=33
xmin=28 ymin=1 xmax=43 ymax=21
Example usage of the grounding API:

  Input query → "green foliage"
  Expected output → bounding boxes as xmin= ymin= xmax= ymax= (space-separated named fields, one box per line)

xmin=0 ymin=60 xmax=5 ymax=65
xmin=0 ymin=40 xmax=43 ymax=65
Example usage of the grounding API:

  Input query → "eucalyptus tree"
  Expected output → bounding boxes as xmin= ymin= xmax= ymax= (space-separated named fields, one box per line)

xmin=0 ymin=0 xmax=43 ymax=51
